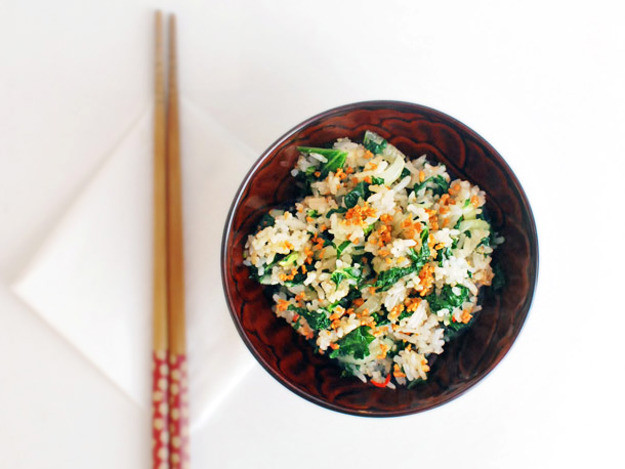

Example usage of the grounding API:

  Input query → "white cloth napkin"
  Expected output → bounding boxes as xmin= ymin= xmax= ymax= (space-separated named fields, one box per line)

xmin=11 ymin=99 xmax=257 ymax=429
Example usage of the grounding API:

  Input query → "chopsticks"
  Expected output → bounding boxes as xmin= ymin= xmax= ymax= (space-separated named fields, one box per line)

xmin=152 ymin=11 xmax=189 ymax=469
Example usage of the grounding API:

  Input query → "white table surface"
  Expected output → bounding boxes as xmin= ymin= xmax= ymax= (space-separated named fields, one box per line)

xmin=1 ymin=1 xmax=624 ymax=467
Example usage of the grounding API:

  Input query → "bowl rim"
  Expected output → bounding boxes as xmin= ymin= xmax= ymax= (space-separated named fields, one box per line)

xmin=221 ymin=99 xmax=539 ymax=417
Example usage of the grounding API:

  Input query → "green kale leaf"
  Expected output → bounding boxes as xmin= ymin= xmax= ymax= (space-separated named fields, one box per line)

xmin=407 ymin=377 xmax=425 ymax=389
xmin=284 ymin=270 xmax=307 ymax=287
xmin=298 ymin=147 xmax=348 ymax=178
xmin=426 ymin=284 xmax=469 ymax=313
xmin=370 ymin=312 xmax=390 ymax=326
xmin=249 ymin=252 xmax=286 ymax=282
xmin=257 ymin=213 xmax=275 ymax=230
xmin=288 ymin=304 xmax=330 ymax=331
xmin=398 ymin=310 xmax=412 ymax=321
xmin=329 ymin=326 xmax=375 ymax=359
xmin=374 ymin=265 xmax=417 ymax=291
xmin=343 ymin=181 xmax=369 ymax=209
xmin=413 ymin=175 xmax=450 ymax=196
xmin=278 ymin=252 xmax=298 ymax=266
xmin=326 ymin=207 xmax=348 ymax=218
xmin=376 ymin=229 xmax=430 ymax=292
xmin=407 ymin=228 xmax=431 ymax=270
xmin=330 ymin=267 xmax=360 ymax=287
xmin=335 ymin=240 xmax=351 ymax=258
xmin=362 ymin=130 xmax=388 ymax=154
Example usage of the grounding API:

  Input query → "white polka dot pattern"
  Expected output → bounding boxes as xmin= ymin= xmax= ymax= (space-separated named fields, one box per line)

xmin=152 ymin=351 xmax=169 ymax=468
xmin=168 ymin=352 xmax=189 ymax=468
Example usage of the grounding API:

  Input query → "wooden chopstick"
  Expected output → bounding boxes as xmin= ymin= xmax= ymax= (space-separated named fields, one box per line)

xmin=152 ymin=13 xmax=188 ymax=468
xmin=165 ymin=13 xmax=190 ymax=469
xmin=152 ymin=10 xmax=171 ymax=469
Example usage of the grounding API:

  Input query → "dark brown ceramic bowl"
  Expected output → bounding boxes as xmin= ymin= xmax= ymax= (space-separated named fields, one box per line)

xmin=222 ymin=101 xmax=538 ymax=416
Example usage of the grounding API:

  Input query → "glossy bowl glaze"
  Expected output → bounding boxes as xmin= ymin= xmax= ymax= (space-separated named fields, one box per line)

xmin=222 ymin=101 xmax=538 ymax=416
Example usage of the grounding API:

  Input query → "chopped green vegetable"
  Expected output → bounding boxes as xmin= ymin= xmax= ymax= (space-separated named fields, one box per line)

xmin=343 ymin=181 xmax=370 ymax=208
xmin=278 ymin=252 xmax=298 ymax=266
xmin=371 ymin=176 xmax=385 ymax=185
xmin=307 ymin=209 xmax=320 ymax=218
xmin=431 ymin=175 xmax=450 ymax=195
xmin=351 ymin=252 xmax=374 ymax=270
xmin=298 ymin=147 xmax=348 ymax=178
xmin=477 ymin=209 xmax=492 ymax=223
xmin=363 ymin=130 xmax=387 ymax=154
xmin=329 ymin=326 xmax=375 ymax=359
xmin=407 ymin=378 xmax=425 ymax=389
xmin=398 ymin=310 xmax=412 ymax=321
xmin=267 ymin=253 xmax=286 ymax=267
xmin=345 ymin=267 xmax=360 ymax=278
xmin=446 ymin=320 xmax=467 ymax=332
xmin=337 ymin=288 xmax=360 ymax=310
xmin=284 ymin=270 xmax=307 ymax=287
xmin=315 ymin=229 xmax=333 ymax=247
xmin=330 ymin=271 xmax=345 ymax=287
xmin=375 ymin=229 xmax=431 ymax=291
xmin=492 ymin=263 xmax=505 ymax=291
xmin=330 ymin=267 xmax=360 ymax=287
xmin=257 ymin=213 xmax=275 ymax=229
xmin=437 ymin=239 xmax=458 ymax=265
xmin=298 ymin=165 xmax=321 ymax=189
xmin=444 ymin=319 xmax=471 ymax=341
xmin=457 ymin=218 xmax=490 ymax=234
xmin=326 ymin=207 xmax=347 ymax=218
xmin=335 ymin=240 xmax=351 ymax=258
xmin=426 ymin=284 xmax=470 ymax=313
xmin=374 ymin=265 xmax=417 ymax=291
xmin=288 ymin=305 xmax=330 ymax=331
xmin=248 ymin=265 xmax=263 ymax=282
xmin=413 ymin=175 xmax=449 ymax=196
xmin=321 ymin=152 xmax=347 ymax=177
xmin=478 ymin=229 xmax=498 ymax=248
xmin=370 ymin=311 xmax=390 ymax=326
xmin=297 ymin=146 xmax=345 ymax=158
xmin=340 ymin=366 xmax=356 ymax=378
xmin=363 ymin=224 xmax=375 ymax=236
xmin=304 ymin=165 xmax=318 ymax=176
xmin=400 ymin=168 xmax=411 ymax=179
xmin=426 ymin=284 xmax=474 ymax=341
xmin=407 ymin=228 xmax=430 ymax=272
xmin=249 ymin=253 xmax=286 ymax=282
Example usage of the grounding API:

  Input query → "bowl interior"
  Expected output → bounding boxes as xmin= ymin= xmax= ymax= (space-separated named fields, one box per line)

xmin=222 ymin=101 xmax=538 ymax=416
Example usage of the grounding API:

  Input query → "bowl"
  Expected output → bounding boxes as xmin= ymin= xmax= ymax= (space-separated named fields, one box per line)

xmin=221 ymin=100 xmax=538 ymax=416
